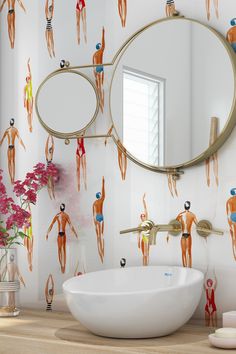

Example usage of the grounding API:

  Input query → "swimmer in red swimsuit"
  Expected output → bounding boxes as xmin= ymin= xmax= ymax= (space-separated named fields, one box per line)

xmin=204 ymin=270 xmax=217 ymax=327
xmin=76 ymin=134 xmax=87 ymax=191
xmin=76 ymin=0 xmax=87 ymax=44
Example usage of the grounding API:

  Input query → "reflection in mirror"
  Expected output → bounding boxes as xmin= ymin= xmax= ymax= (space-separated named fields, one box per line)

xmin=123 ymin=67 xmax=165 ymax=165
xmin=36 ymin=71 xmax=98 ymax=135
xmin=110 ymin=19 xmax=235 ymax=167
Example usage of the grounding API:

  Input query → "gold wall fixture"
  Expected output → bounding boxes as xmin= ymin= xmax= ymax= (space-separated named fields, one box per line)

xmin=120 ymin=219 xmax=224 ymax=238
xmin=35 ymin=15 xmax=236 ymax=176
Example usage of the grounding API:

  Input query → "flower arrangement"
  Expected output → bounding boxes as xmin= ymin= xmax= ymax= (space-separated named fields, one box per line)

xmin=0 ymin=163 xmax=58 ymax=249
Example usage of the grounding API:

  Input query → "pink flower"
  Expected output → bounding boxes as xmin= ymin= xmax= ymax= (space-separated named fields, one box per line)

xmin=13 ymin=181 xmax=26 ymax=197
xmin=24 ymin=189 xmax=37 ymax=204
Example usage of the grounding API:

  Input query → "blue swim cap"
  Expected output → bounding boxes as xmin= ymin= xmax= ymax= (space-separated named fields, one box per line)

xmin=96 ymin=192 xmax=101 ymax=199
xmin=96 ymin=43 xmax=101 ymax=50
xmin=230 ymin=188 xmax=236 ymax=196
xmin=231 ymin=18 xmax=236 ymax=26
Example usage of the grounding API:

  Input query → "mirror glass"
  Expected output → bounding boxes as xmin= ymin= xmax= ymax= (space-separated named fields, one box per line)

xmin=110 ymin=19 xmax=235 ymax=167
xmin=37 ymin=71 xmax=98 ymax=134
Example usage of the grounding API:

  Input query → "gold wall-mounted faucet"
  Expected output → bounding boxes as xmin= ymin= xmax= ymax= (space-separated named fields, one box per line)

xmin=120 ymin=219 xmax=224 ymax=238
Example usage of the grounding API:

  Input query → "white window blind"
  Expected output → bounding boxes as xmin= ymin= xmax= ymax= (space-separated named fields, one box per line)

xmin=123 ymin=67 xmax=164 ymax=165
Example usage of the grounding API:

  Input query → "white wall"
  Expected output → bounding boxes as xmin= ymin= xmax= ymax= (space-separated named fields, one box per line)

xmin=1 ymin=0 xmax=236 ymax=321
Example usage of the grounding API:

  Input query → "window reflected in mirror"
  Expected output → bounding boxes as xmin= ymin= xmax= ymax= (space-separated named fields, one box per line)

xmin=123 ymin=67 xmax=165 ymax=165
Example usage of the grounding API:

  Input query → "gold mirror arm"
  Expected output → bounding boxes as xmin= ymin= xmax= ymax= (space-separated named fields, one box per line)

xmin=196 ymin=220 xmax=224 ymax=237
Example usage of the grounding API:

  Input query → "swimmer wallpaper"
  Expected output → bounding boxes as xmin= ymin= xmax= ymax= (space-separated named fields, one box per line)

xmin=24 ymin=58 xmax=34 ymax=133
xmin=93 ymin=27 xmax=105 ymax=113
xmin=0 ymin=119 xmax=26 ymax=184
xmin=118 ymin=0 xmax=127 ymax=27
xmin=0 ymin=0 xmax=26 ymax=49
xmin=1 ymin=0 xmax=236 ymax=320
xmin=76 ymin=0 xmax=87 ymax=44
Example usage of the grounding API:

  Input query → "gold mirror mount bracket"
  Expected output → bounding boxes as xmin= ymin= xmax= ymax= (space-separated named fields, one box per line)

xmin=168 ymin=220 xmax=182 ymax=236
xmin=166 ymin=168 xmax=184 ymax=180
xmin=196 ymin=220 xmax=224 ymax=238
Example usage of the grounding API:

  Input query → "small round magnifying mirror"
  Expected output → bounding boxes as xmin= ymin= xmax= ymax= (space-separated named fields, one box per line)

xmin=36 ymin=70 xmax=99 ymax=138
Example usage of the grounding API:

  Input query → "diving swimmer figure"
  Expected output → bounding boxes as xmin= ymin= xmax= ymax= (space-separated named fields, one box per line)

xmin=204 ymin=270 xmax=217 ymax=327
xmin=76 ymin=0 xmax=87 ymax=44
xmin=138 ymin=193 xmax=150 ymax=266
xmin=93 ymin=27 xmax=105 ymax=113
xmin=24 ymin=58 xmax=33 ymax=133
xmin=227 ymin=18 xmax=236 ymax=53
xmin=0 ymin=0 xmax=26 ymax=49
xmin=0 ymin=118 xmax=26 ymax=184
xmin=46 ymin=203 xmax=78 ymax=273
xmin=93 ymin=177 xmax=105 ymax=263
xmin=118 ymin=0 xmax=127 ymax=27
xmin=176 ymin=201 xmax=198 ymax=268
xmin=226 ymin=188 xmax=236 ymax=261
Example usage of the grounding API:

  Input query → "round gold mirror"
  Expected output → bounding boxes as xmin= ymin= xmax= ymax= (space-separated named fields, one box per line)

xmin=36 ymin=70 xmax=99 ymax=139
xmin=110 ymin=17 xmax=236 ymax=171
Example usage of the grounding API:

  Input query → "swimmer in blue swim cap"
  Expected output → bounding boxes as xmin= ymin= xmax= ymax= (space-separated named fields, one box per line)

xmin=227 ymin=18 xmax=236 ymax=53
xmin=93 ymin=177 xmax=105 ymax=263
xmin=93 ymin=27 xmax=105 ymax=112
xmin=226 ymin=188 xmax=236 ymax=260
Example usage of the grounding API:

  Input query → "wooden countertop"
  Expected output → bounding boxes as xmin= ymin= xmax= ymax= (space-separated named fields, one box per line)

xmin=0 ymin=309 xmax=226 ymax=353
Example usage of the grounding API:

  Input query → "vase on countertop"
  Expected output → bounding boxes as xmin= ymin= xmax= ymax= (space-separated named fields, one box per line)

xmin=0 ymin=248 xmax=21 ymax=317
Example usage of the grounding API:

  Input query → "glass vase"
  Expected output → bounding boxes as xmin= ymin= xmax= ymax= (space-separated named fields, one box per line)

xmin=0 ymin=248 xmax=20 ymax=317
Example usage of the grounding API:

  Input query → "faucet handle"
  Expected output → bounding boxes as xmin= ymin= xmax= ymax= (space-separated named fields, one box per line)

xmin=120 ymin=220 xmax=155 ymax=235
xmin=196 ymin=220 xmax=224 ymax=237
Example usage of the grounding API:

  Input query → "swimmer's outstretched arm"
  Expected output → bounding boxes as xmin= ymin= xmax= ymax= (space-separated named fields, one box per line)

xmin=46 ymin=216 xmax=57 ymax=240
xmin=92 ymin=203 xmax=96 ymax=224
xmin=101 ymin=27 xmax=105 ymax=51
xmin=51 ymin=0 xmax=54 ymax=16
xmin=0 ymin=130 xmax=7 ymax=146
xmin=45 ymin=0 xmax=49 ymax=17
xmin=226 ymin=201 xmax=231 ymax=220
xmin=17 ymin=0 xmax=26 ymax=12
xmin=0 ymin=0 xmax=6 ymax=11
xmin=101 ymin=176 xmax=105 ymax=201
xmin=213 ymin=269 xmax=217 ymax=289
xmin=142 ymin=193 xmax=148 ymax=219
xmin=16 ymin=130 xmax=26 ymax=150
xmin=67 ymin=216 xmax=78 ymax=238
xmin=27 ymin=58 xmax=31 ymax=78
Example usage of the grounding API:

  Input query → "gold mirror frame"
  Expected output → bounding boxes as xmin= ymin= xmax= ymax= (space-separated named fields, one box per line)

xmin=109 ymin=16 xmax=236 ymax=172
xmin=35 ymin=69 xmax=100 ymax=139
xmin=35 ymin=16 xmax=236 ymax=175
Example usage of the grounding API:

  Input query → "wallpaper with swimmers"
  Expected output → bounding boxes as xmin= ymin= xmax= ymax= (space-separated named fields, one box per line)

xmin=1 ymin=0 xmax=236 ymax=321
